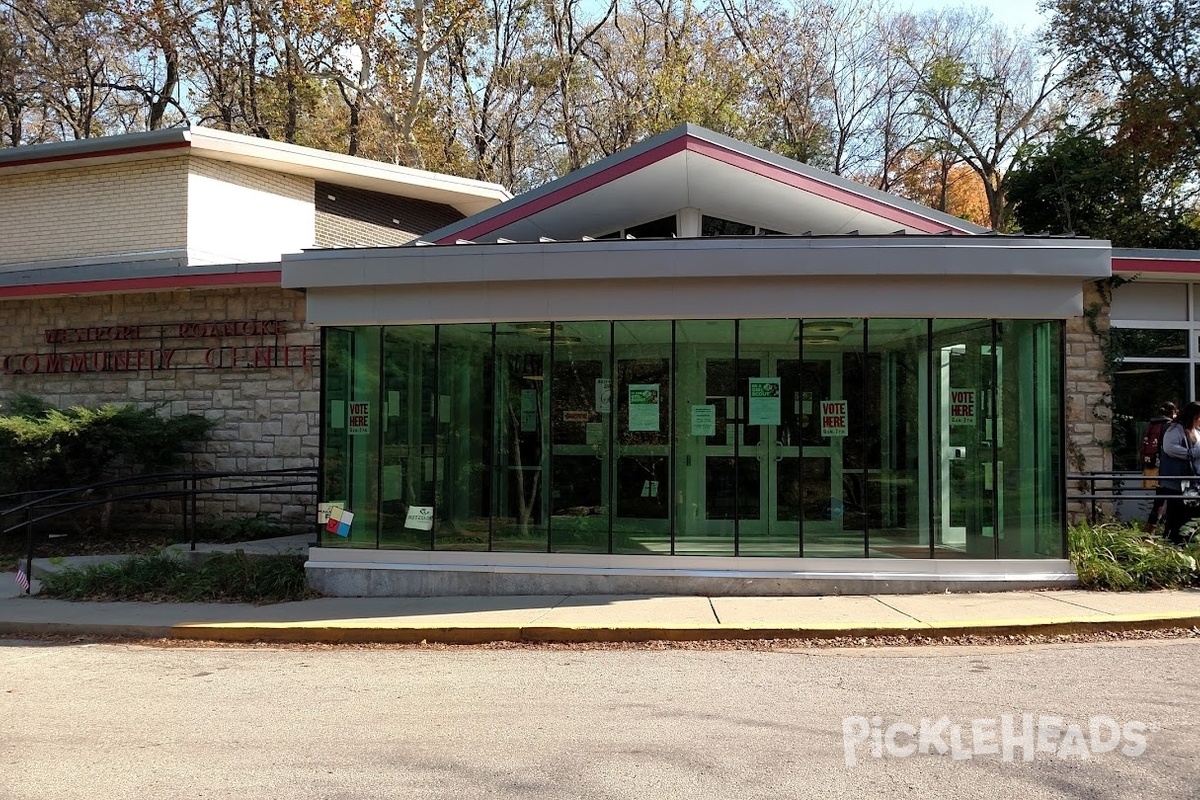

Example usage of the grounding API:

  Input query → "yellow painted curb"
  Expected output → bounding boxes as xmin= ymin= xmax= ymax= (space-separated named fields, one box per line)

xmin=163 ymin=614 xmax=1200 ymax=644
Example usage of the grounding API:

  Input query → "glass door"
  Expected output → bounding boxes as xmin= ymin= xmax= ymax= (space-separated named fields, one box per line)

xmin=933 ymin=320 xmax=996 ymax=557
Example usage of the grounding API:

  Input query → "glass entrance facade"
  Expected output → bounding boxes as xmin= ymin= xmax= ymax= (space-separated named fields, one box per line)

xmin=320 ymin=318 xmax=1065 ymax=559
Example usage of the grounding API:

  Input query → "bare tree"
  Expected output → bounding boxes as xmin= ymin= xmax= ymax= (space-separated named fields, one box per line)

xmin=894 ymin=8 xmax=1072 ymax=229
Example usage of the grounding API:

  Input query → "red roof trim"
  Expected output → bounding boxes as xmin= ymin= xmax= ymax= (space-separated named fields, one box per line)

xmin=438 ymin=133 xmax=971 ymax=243
xmin=1113 ymin=257 xmax=1200 ymax=274
xmin=0 ymin=140 xmax=190 ymax=170
xmin=0 ymin=270 xmax=281 ymax=299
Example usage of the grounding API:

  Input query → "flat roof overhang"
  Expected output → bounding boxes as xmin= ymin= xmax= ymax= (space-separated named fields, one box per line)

xmin=1112 ymin=248 xmax=1200 ymax=280
xmin=0 ymin=254 xmax=283 ymax=300
xmin=284 ymin=236 xmax=1113 ymax=325
xmin=0 ymin=128 xmax=511 ymax=217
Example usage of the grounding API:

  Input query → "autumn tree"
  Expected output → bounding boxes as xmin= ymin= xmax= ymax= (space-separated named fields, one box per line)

xmin=890 ymin=145 xmax=990 ymax=226
xmin=894 ymin=7 xmax=1072 ymax=229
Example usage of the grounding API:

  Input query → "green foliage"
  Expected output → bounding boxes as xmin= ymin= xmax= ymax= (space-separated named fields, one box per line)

xmin=1069 ymin=522 xmax=1200 ymax=590
xmin=0 ymin=395 xmax=214 ymax=494
xmin=40 ymin=551 xmax=315 ymax=604
xmin=198 ymin=514 xmax=287 ymax=543
xmin=1008 ymin=127 xmax=1200 ymax=248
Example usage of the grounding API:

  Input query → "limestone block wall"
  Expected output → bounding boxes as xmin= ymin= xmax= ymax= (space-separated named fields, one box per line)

xmin=0 ymin=286 xmax=320 ymax=528
xmin=0 ymin=157 xmax=189 ymax=266
xmin=1065 ymin=279 xmax=1115 ymax=520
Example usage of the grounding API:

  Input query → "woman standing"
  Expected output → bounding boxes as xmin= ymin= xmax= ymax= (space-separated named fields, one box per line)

xmin=1158 ymin=400 xmax=1200 ymax=544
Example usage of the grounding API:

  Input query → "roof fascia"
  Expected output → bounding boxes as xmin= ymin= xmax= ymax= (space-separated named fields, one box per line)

xmin=1112 ymin=247 xmax=1200 ymax=277
xmin=187 ymin=128 xmax=511 ymax=214
xmin=429 ymin=124 xmax=987 ymax=244
xmin=0 ymin=127 xmax=511 ymax=216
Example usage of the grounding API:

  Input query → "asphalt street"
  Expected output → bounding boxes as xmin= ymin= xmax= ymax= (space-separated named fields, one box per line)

xmin=2 ymin=639 xmax=1197 ymax=799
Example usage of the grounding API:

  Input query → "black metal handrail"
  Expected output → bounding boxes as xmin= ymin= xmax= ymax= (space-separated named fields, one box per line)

xmin=1066 ymin=471 xmax=1162 ymax=524
xmin=1 ymin=467 xmax=318 ymax=594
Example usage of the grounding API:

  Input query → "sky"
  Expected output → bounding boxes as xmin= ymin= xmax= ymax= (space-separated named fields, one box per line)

xmin=904 ymin=0 xmax=1049 ymax=32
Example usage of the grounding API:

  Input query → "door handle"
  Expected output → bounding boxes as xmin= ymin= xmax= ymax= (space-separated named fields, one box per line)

xmin=775 ymin=442 xmax=785 ymax=462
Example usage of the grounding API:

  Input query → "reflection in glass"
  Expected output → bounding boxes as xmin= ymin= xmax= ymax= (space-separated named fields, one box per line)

xmin=1112 ymin=363 xmax=1188 ymax=470
xmin=318 ymin=316 xmax=1066 ymax=562
xmin=493 ymin=323 xmax=552 ymax=551
xmin=380 ymin=326 xmax=435 ymax=549
xmin=1110 ymin=328 xmax=1188 ymax=358
xmin=550 ymin=322 xmax=611 ymax=553
xmin=435 ymin=324 xmax=494 ymax=551
xmin=613 ymin=321 xmax=673 ymax=554
xmin=321 ymin=327 xmax=379 ymax=549
xmin=803 ymin=319 xmax=865 ymax=557
xmin=675 ymin=320 xmax=736 ymax=556
xmin=998 ymin=321 xmax=1064 ymax=558
xmin=931 ymin=320 xmax=995 ymax=558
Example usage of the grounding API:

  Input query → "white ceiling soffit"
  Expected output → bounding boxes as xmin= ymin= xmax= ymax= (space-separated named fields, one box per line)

xmin=418 ymin=124 xmax=994 ymax=244
xmin=443 ymin=148 xmax=967 ymax=243
xmin=187 ymin=128 xmax=511 ymax=216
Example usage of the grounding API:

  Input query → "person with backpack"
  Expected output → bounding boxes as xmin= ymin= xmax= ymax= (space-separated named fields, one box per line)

xmin=1144 ymin=402 xmax=1178 ymax=531
xmin=1156 ymin=401 xmax=1200 ymax=544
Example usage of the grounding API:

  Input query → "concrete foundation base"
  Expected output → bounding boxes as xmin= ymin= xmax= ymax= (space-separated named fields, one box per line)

xmin=305 ymin=549 xmax=1080 ymax=597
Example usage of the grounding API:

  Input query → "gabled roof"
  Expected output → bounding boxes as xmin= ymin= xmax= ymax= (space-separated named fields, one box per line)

xmin=0 ymin=127 xmax=511 ymax=216
xmin=423 ymin=124 xmax=990 ymax=243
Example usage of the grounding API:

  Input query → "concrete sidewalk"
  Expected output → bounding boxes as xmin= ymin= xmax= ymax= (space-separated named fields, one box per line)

xmin=2 ymin=587 xmax=1200 ymax=643
xmin=5 ymin=535 xmax=1199 ymax=644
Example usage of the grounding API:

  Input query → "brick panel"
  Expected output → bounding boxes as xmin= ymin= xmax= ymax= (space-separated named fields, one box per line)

xmin=0 ymin=158 xmax=189 ymax=266
xmin=314 ymin=181 xmax=463 ymax=247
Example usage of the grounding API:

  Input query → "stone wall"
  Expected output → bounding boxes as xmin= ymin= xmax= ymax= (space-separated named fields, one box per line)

xmin=0 ymin=286 xmax=320 ymax=528
xmin=1065 ymin=279 xmax=1115 ymax=520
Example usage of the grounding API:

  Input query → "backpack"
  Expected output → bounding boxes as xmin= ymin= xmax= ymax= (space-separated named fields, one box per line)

xmin=1141 ymin=420 xmax=1169 ymax=469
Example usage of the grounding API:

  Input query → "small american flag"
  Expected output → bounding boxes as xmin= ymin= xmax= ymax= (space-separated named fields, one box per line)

xmin=14 ymin=568 xmax=29 ymax=593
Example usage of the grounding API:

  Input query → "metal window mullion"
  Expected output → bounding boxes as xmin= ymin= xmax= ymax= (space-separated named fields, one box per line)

xmin=991 ymin=320 xmax=1001 ymax=560
xmin=797 ymin=318 xmax=805 ymax=558
xmin=374 ymin=327 xmax=384 ymax=549
xmin=669 ymin=321 xmax=677 ymax=555
xmin=733 ymin=319 xmax=740 ymax=557
xmin=608 ymin=321 xmax=616 ymax=555
xmin=927 ymin=318 xmax=935 ymax=560
xmin=488 ymin=323 xmax=497 ymax=552
xmin=430 ymin=326 xmax=440 ymax=551
xmin=547 ymin=326 xmax=555 ymax=554
xmin=862 ymin=321 xmax=869 ymax=559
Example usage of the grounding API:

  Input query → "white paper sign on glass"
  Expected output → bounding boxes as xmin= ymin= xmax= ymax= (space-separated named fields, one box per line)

xmin=628 ymin=384 xmax=660 ymax=432
xmin=950 ymin=388 xmax=977 ymax=426
xmin=595 ymin=378 xmax=612 ymax=413
xmin=748 ymin=377 xmax=781 ymax=425
xmin=820 ymin=399 xmax=848 ymax=437
xmin=405 ymin=505 xmax=434 ymax=531
xmin=691 ymin=404 xmax=717 ymax=436
xmin=347 ymin=400 xmax=371 ymax=434
xmin=520 ymin=388 xmax=538 ymax=431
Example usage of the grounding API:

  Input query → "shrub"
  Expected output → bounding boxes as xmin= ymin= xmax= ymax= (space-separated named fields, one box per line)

xmin=0 ymin=395 xmax=214 ymax=494
xmin=1069 ymin=522 xmax=1200 ymax=590
xmin=40 ymin=551 xmax=314 ymax=604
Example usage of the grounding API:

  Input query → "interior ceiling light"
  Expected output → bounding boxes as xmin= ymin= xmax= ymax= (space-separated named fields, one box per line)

xmin=514 ymin=323 xmax=555 ymax=335
xmin=802 ymin=336 xmax=841 ymax=346
xmin=803 ymin=320 xmax=855 ymax=335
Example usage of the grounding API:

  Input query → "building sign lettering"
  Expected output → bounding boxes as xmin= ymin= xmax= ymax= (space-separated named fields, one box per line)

xmin=2 ymin=319 xmax=317 ymax=376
